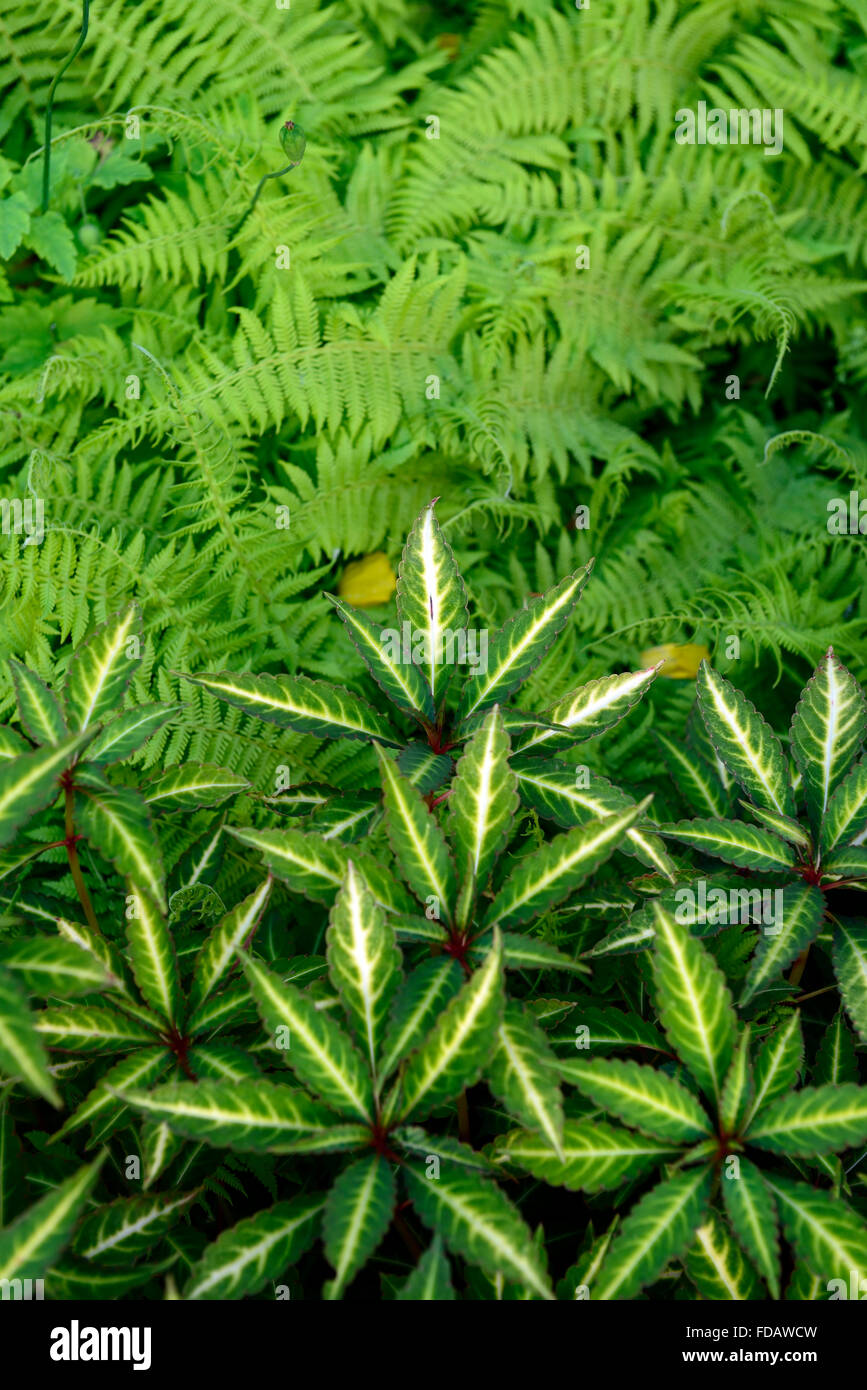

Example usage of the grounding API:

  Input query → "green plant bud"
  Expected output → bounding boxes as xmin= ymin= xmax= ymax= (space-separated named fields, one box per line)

xmin=76 ymin=216 xmax=103 ymax=250
xmin=279 ymin=119 xmax=306 ymax=165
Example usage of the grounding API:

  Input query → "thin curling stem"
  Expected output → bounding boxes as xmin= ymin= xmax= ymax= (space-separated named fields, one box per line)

xmin=229 ymin=160 xmax=299 ymax=240
xmin=42 ymin=0 xmax=91 ymax=213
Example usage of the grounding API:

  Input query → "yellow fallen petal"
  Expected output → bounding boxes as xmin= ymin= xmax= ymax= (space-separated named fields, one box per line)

xmin=337 ymin=552 xmax=396 ymax=608
xmin=640 ymin=643 xmax=711 ymax=679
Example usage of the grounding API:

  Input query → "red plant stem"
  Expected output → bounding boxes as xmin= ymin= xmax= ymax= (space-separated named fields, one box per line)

xmin=788 ymin=944 xmax=811 ymax=987
xmin=63 ymin=781 xmax=102 ymax=936
xmin=166 ymin=1026 xmax=197 ymax=1082
xmin=784 ymin=983 xmax=837 ymax=1006
xmin=176 ymin=1048 xmax=197 ymax=1083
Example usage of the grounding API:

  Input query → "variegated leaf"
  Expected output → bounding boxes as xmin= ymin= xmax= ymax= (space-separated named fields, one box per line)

xmin=403 ymin=1160 xmax=553 ymax=1300
xmin=483 ymin=800 xmax=648 ymax=930
xmin=85 ymin=704 xmax=177 ymax=765
xmin=719 ymin=1026 xmax=753 ymax=1135
xmin=396 ymin=1234 xmax=454 ymax=1300
xmin=563 ymin=1056 xmax=712 ymax=1142
xmin=185 ymin=978 xmax=258 ymax=1038
xmin=784 ymin=1266 xmax=827 ymax=1301
xmin=53 ymin=1049 xmax=172 ymax=1143
xmin=240 ymin=953 xmax=374 ymax=1122
xmin=747 ymin=1011 xmax=803 ymax=1122
xmin=469 ymin=932 xmax=590 ymax=976
xmin=547 ymin=1005 xmax=665 ymax=1057
xmin=56 ymin=919 xmax=131 ymax=999
xmin=125 ymin=885 xmax=181 ymax=1026
xmin=637 ymin=890 xmax=753 ymax=959
xmin=392 ymin=1127 xmax=492 ymax=1172
xmin=791 ymin=648 xmax=867 ymax=833
xmin=0 ymin=1156 xmax=103 ymax=1280
xmin=0 ymin=731 xmax=95 ymax=847
xmin=77 ymin=785 xmax=165 ymax=910
xmin=391 ymin=914 xmax=448 ymax=946
xmin=326 ymin=861 xmax=402 ymax=1084
xmin=397 ymin=930 xmax=504 ymax=1120
xmin=740 ymin=883 xmax=824 ymax=1004
xmin=185 ymin=1195 xmax=324 ymax=1300
xmin=325 ymin=593 xmax=434 ymax=720
xmin=456 ymin=709 xmax=561 ymax=742
xmin=0 ymin=890 xmax=64 ymax=923
xmin=593 ymin=1168 xmax=712 ymax=1300
xmin=495 ymin=1120 xmax=677 ymax=1193
xmin=377 ymin=747 xmax=456 ymax=921
xmin=814 ymin=1011 xmax=858 ymax=1086
xmin=0 ymin=966 xmax=61 ymax=1106
xmin=8 ymin=659 xmax=67 ymax=744
xmin=141 ymin=1120 xmax=180 ymax=1188
xmin=833 ymin=919 xmax=867 ymax=1043
xmin=515 ymin=763 xmax=676 ymax=880
xmin=688 ymin=700 xmax=733 ymax=789
xmin=721 ymin=1156 xmax=780 ymax=1298
xmin=822 ymin=757 xmax=867 ymax=855
xmin=747 ymin=1082 xmax=867 ymax=1155
xmin=75 ymin=1191 xmax=195 ymax=1261
xmin=143 ymin=763 xmax=249 ymax=811
xmin=35 ymin=1005 xmax=159 ymax=1053
xmin=740 ymin=799 xmax=811 ymax=848
xmin=74 ymin=997 xmax=159 ymax=1041
xmin=63 ymin=604 xmax=142 ymax=732
xmin=184 ymin=670 xmax=401 ymax=746
xmin=119 ymin=1078 xmax=344 ymax=1153
xmin=228 ymin=826 xmax=415 ymax=915
xmin=262 ymin=786 xmax=329 ymax=813
xmin=448 ymin=705 xmax=517 ymax=911
xmin=685 ymin=1213 xmax=763 ymax=1300
xmin=188 ymin=879 xmax=272 ymax=1014
xmin=822 ymin=846 xmax=867 ymax=879
xmin=765 ymin=1176 xmax=867 ymax=1286
xmin=486 ymin=1004 xmax=565 ymax=1157
xmin=557 ymin=1217 xmax=620 ymax=1298
xmin=516 ymin=666 xmax=657 ymax=756
xmin=379 ymin=958 xmax=463 ymax=1082
xmin=697 ymin=663 xmax=794 ymax=816
xmin=396 ymin=499 xmax=468 ymax=709
xmin=396 ymin=743 xmax=453 ymax=794
xmin=323 ymin=1153 xmax=396 ymax=1300
xmin=305 ymin=792 xmax=379 ymax=842
xmin=0 ymin=726 xmax=29 ymax=760
xmin=584 ymin=918 xmax=657 ymax=959
xmin=46 ymin=1262 xmax=172 ymax=1300
xmin=456 ymin=565 xmax=593 ymax=722
xmin=659 ymin=817 xmax=795 ymax=872
xmin=0 ymin=936 xmax=116 ymax=997
xmin=189 ymin=1044 xmax=262 ymax=1084
xmin=651 ymin=900 xmax=737 ymax=1105
xmin=655 ymin=730 xmax=731 ymax=818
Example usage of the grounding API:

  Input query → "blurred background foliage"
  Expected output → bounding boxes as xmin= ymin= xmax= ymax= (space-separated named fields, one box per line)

xmin=1 ymin=0 xmax=866 ymax=803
